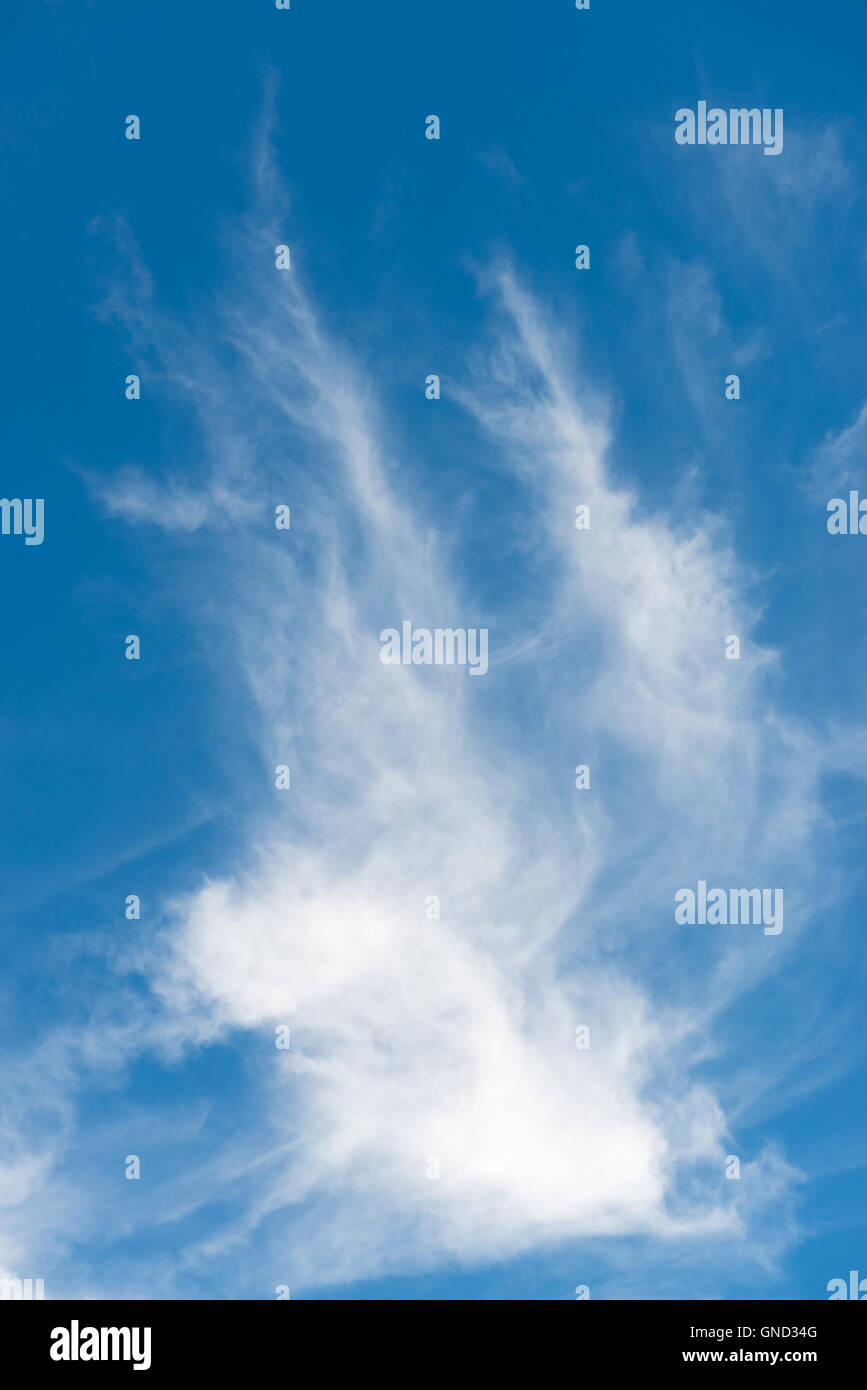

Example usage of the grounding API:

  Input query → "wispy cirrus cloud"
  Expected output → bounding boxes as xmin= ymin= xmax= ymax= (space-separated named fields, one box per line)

xmin=3 ymin=107 xmax=855 ymax=1300
xmin=807 ymin=399 xmax=867 ymax=500
xmin=60 ymin=139 xmax=840 ymax=1292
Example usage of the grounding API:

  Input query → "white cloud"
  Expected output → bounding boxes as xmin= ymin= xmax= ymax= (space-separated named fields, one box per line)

xmin=111 ymin=240 xmax=821 ymax=1286
xmin=10 ymin=125 xmax=838 ymax=1296
xmin=808 ymin=399 xmax=867 ymax=499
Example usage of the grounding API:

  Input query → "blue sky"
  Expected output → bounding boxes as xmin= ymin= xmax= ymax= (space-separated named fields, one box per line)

xmin=1 ymin=0 xmax=866 ymax=1300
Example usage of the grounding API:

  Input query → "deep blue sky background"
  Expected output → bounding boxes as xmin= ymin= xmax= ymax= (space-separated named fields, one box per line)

xmin=1 ymin=0 xmax=866 ymax=1299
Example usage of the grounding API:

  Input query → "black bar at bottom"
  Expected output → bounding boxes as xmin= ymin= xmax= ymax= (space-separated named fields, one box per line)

xmin=3 ymin=1298 xmax=864 ymax=1376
